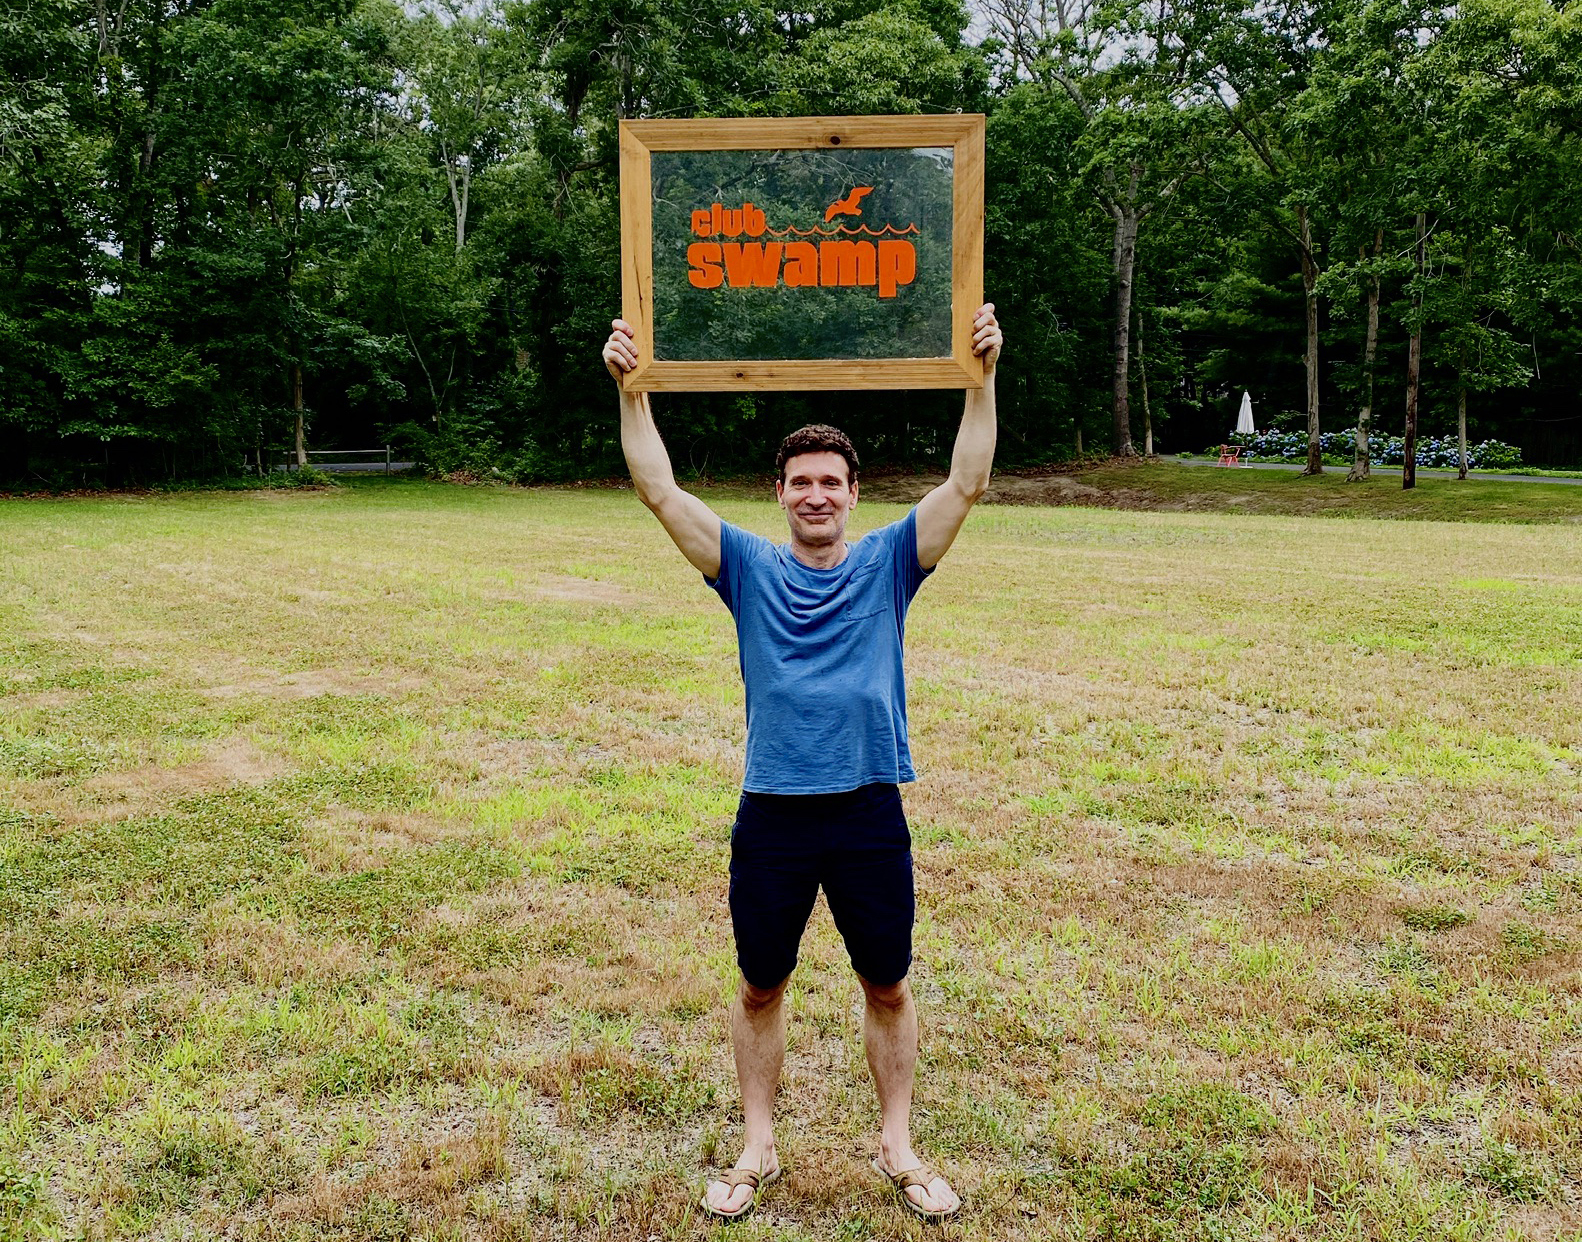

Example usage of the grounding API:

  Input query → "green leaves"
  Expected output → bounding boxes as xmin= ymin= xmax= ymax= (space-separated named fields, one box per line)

xmin=5 ymin=0 xmax=1582 ymax=483
xmin=780 ymin=6 xmax=988 ymax=114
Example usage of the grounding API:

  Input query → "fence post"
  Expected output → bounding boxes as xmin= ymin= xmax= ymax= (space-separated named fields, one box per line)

xmin=385 ymin=444 xmax=391 ymax=476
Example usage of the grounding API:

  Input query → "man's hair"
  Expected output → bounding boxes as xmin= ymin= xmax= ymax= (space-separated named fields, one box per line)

xmin=775 ymin=424 xmax=859 ymax=485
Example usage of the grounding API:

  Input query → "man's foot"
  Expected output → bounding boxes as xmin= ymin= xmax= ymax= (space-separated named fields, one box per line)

xmin=873 ymin=1155 xmax=960 ymax=1221
xmin=701 ymin=1151 xmax=781 ymax=1220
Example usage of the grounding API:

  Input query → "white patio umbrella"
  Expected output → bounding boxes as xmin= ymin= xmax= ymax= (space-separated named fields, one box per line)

xmin=1235 ymin=391 xmax=1256 ymax=435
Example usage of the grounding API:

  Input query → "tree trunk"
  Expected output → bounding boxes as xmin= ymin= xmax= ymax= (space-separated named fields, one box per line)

xmin=1457 ymin=383 xmax=1468 ymax=480
xmin=1349 ymin=230 xmax=1382 ymax=482
xmin=293 ymin=363 xmax=306 ymax=467
xmin=1135 ymin=305 xmax=1153 ymax=455
xmin=1298 ymin=205 xmax=1322 ymax=475
xmin=1075 ymin=425 xmax=1083 ymax=457
xmin=1456 ymin=244 xmax=1472 ymax=481
xmin=139 ymin=127 xmax=156 ymax=269
xmin=1110 ymin=203 xmax=1140 ymax=457
xmin=442 ymin=139 xmax=470 ymax=250
xmin=1403 ymin=211 xmax=1426 ymax=491
xmin=125 ymin=6 xmax=160 ymax=273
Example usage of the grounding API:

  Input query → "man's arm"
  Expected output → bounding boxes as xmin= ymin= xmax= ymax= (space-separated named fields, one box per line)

xmin=603 ymin=319 xmax=723 ymax=578
xmin=915 ymin=303 xmax=1003 ymax=569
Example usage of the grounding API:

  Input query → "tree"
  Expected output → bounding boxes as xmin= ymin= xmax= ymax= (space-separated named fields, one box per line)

xmin=983 ymin=82 xmax=1112 ymax=459
xmin=401 ymin=4 xmax=527 ymax=252
xmin=980 ymin=0 xmax=1212 ymax=456
xmin=1297 ymin=0 xmax=1427 ymax=481
xmin=1197 ymin=0 xmax=1350 ymax=475
xmin=1418 ymin=0 xmax=1579 ymax=477
xmin=170 ymin=0 xmax=404 ymax=465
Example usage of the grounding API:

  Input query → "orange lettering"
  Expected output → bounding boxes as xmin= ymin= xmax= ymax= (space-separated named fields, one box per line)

xmin=782 ymin=242 xmax=819 ymax=287
xmin=819 ymin=240 xmax=876 ymax=287
xmin=691 ymin=213 xmax=917 ymax=296
xmin=688 ymin=242 xmax=724 ymax=288
xmin=877 ymin=240 xmax=916 ymax=298
xmin=721 ymin=242 xmax=783 ymax=287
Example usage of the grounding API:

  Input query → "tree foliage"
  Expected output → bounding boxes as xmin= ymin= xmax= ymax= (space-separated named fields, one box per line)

xmin=3 ymin=0 xmax=1580 ymax=487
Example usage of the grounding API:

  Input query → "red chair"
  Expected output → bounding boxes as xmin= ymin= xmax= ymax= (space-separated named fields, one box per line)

xmin=1217 ymin=444 xmax=1245 ymax=466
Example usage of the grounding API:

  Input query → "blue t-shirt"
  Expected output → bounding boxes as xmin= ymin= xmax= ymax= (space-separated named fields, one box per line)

xmin=706 ymin=508 xmax=933 ymax=794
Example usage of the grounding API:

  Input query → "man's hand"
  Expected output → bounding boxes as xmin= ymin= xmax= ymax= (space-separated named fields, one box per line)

xmin=603 ymin=319 xmax=638 ymax=383
xmin=972 ymin=302 xmax=1002 ymax=373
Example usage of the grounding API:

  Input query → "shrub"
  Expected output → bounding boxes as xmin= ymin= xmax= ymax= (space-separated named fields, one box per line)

xmin=1221 ymin=429 xmax=1523 ymax=470
xmin=263 ymin=465 xmax=337 ymax=489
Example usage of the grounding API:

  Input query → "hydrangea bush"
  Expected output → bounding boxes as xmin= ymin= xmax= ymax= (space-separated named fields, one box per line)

xmin=1222 ymin=429 xmax=1522 ymax=469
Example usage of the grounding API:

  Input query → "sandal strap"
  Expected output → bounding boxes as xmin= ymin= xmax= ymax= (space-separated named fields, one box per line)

xmin=713 ymin=1168 xmax=762 ymax=1190
xmin=892 ymin=1166 xmax=941 ymax=1191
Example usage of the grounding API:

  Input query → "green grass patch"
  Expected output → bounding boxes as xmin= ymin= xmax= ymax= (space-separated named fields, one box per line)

xmin=0 ymin=479 xmax=1577 ymax=1239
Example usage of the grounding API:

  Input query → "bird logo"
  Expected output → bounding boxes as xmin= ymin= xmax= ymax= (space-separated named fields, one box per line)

xmin=824 ymin=186 xmax=874 ymax=222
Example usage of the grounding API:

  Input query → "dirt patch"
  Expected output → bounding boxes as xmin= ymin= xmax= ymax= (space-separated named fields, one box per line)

xmin=81 ymin=736 xmax=287 ymax=800
xmin=858 ymin=467 xmax=1186 ymax=511
xmin=3 ymin=689 xmax=90 ymax=710
xmin=532 ymin=574 xmax=631 ymax=604
xmin=980 ymin=474 xmax=1261 ymax=513
xmin=295 ymin=809 xmax=456 ymax=874
xmin=200 ymin=668 xmax=428 ymax=699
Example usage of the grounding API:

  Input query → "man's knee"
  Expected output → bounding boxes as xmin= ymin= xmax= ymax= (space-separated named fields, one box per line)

xmin=859 ymin=973 xmax=911 ymax=1013
xmin=738 ymin=974 xmax=790 ymax=1014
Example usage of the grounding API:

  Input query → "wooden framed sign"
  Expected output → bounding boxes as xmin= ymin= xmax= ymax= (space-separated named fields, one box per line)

xmin=619 ymin=114 xmax=985 ymax=392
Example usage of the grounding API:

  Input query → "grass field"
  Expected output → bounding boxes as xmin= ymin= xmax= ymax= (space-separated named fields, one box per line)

xmin=2 ymin=477 xmax=1579 ymax=1241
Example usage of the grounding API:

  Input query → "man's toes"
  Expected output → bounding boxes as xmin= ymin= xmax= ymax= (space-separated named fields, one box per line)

xmin=707 ymin=1181 xmax=749 ymax=1213
xmin=909 ymin=1178 xmax=957 ymax=1213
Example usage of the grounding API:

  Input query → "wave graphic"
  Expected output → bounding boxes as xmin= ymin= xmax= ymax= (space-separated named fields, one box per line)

xmin=763 ymin=223 xmax=920 ymax=238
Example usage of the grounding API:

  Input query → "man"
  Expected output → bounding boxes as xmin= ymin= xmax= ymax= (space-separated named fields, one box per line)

xmin=601 ymin=303 xmax=1002 ymax=1223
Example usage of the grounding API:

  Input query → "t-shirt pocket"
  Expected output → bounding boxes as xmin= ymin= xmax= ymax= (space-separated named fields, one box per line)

xmin=842 ymin=561 xmax=890 ymax=621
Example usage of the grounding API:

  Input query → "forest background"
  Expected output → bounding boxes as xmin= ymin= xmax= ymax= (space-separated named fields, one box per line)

xmin=3 ymin=0 xmax=1580 ymax=488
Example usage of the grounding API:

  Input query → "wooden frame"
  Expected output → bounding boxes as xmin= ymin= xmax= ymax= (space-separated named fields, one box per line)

xmin=619 ymin=115 xmax=985 ymax=392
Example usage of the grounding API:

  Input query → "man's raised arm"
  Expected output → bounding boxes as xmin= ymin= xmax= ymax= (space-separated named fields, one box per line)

xmin=603 ymin=319 xmax=723 ymax=579
xmin=915 ymin=303 xmax=1003 ymax=569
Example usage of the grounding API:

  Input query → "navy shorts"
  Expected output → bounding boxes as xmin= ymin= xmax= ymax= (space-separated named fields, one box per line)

xmin=728 ymin=782 xmax=914 ymax=990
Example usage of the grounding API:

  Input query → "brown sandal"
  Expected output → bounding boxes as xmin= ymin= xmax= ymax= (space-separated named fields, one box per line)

xmin=700 ymin=1162 xmax=781 ymax=1221
xmin=873 ymin=1158 xmax=961 ymax=1222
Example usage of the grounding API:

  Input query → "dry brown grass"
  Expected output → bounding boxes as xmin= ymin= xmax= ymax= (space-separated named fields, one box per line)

xmin=270 ymin=1116 xmax=510 ymax=1225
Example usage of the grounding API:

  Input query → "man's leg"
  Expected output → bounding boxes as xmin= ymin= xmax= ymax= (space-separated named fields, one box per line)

xmin=860 ymin=974 xmax=960 ymax=1217
xmin=704 ymin=973 xmax=790 ymax=1214
xmin=821 ymin=785 xmax=959 ymax=1218
xmin=712 ymin=790 xmax=819 ymax=1215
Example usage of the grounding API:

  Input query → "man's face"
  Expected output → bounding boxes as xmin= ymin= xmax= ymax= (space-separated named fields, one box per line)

xmin=776 ymin=451 xmax=857 ymax=548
